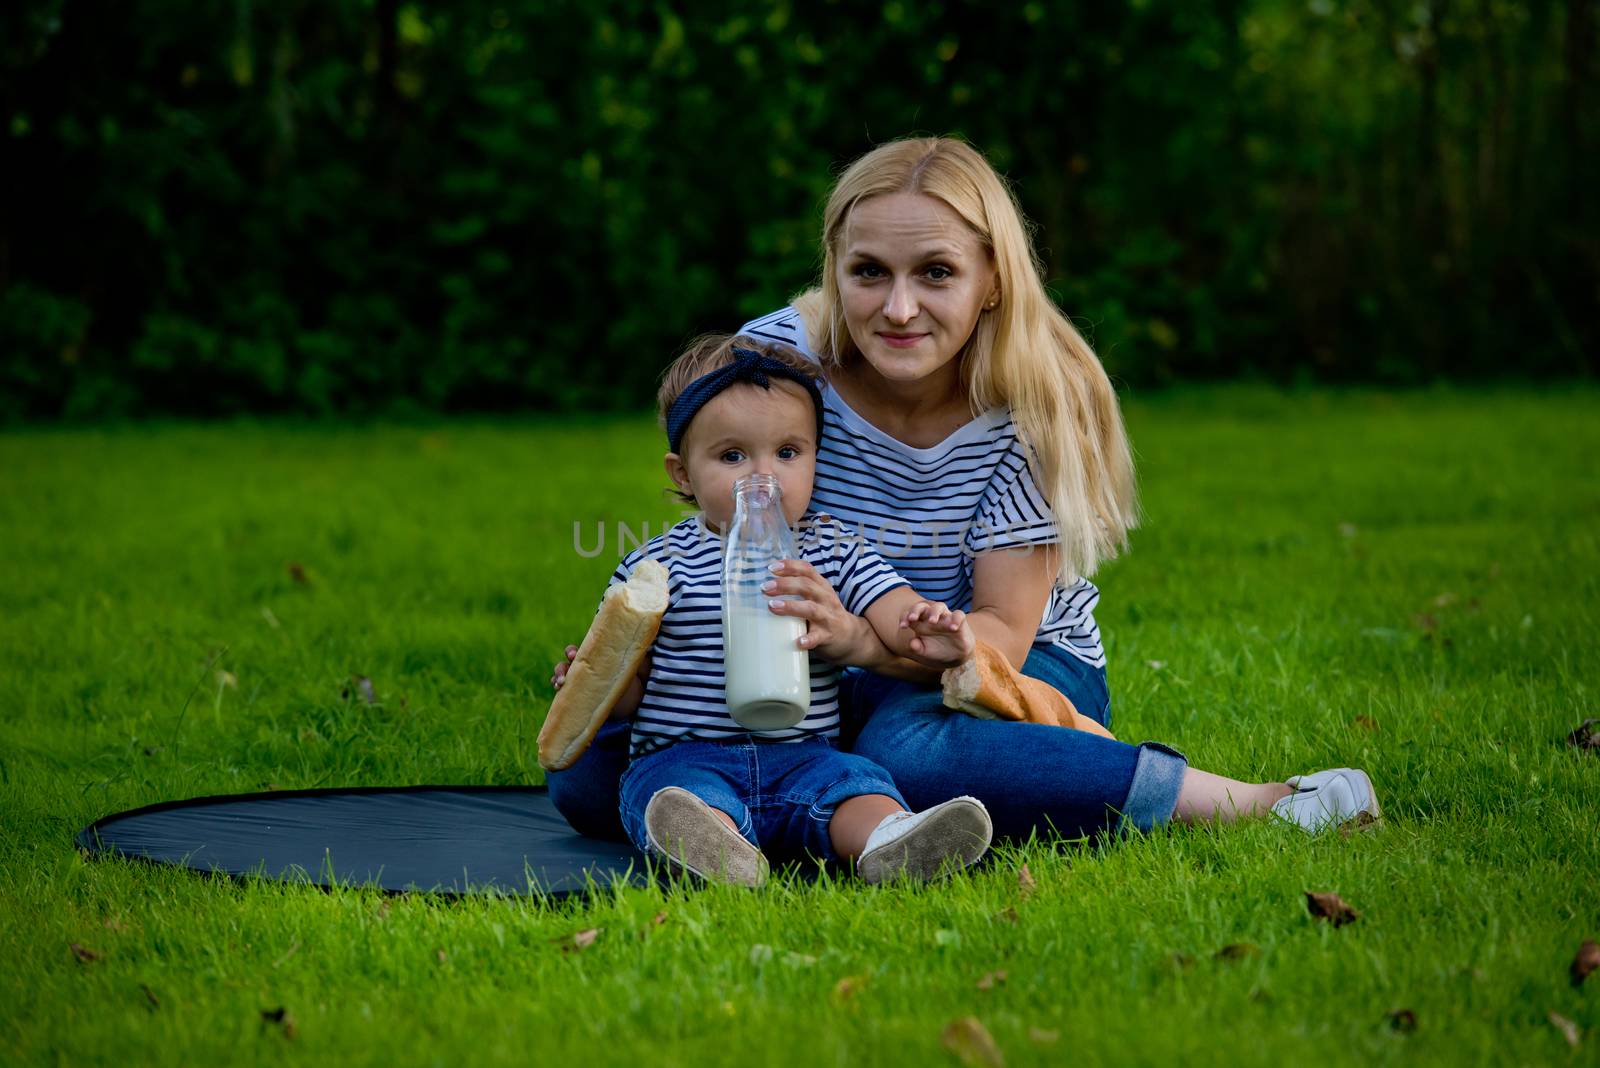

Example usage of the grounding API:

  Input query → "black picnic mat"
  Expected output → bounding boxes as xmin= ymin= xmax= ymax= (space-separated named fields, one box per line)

xmin=77 ymin=785 xmax=648 ymax=897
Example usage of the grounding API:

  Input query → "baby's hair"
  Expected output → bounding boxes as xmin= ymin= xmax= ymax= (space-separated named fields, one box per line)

xmin=656 ymin=333 xmax=822 ymax=505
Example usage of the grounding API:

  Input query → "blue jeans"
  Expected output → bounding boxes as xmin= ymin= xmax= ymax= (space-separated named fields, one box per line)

xmin=547 ymin=644 xmax=1187 ymax=843
xmin=843 ymin=644 xmax=1188 ymax=840
xmin=619 ymin=737 xmax=906 ymax=864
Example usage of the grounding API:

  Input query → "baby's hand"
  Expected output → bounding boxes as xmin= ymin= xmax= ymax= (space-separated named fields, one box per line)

xmin=899 ymin=601 xmax=976 ymax=667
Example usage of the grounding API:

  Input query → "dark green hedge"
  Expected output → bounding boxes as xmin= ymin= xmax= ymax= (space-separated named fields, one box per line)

xmin=2 ymin=0 xmax=1595 ymax=418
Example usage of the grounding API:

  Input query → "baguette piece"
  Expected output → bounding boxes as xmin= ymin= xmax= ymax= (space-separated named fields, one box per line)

xmin=940 ymin=639 xmax=1116 ymax=739
xmin=538 ymin=559 xmax=669 ymax=770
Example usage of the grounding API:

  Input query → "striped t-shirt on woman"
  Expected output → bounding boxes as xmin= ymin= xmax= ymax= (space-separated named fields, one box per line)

xmin=737 ymin=306 xmax=1107 ymax=669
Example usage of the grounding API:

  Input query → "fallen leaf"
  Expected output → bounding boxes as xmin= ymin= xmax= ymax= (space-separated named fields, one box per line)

xmin=1017 ymin=864 xmax=1036 ymax=900
xmin=977 ymin=969 xmax=1008 ymax=990
xmin=287 ymin=562 xmax=308 ymax=585
xmin=834 ymin=975 xmax=867 ymax=1001
xmin=1338 ymin=810 xmax=1382 ymax=839
xmin=354 ymin=676 xmax=376 ymax=705
xmin=640 ymin=911 xmax=668 ymax=937
xmin=140 ymin=983 xmax=160 ymax=1011
xmin=70 ymin=943 xmax=101 ymax=963
xmin=1353 ymin=715 xmax=1379 ymax=732
xmin=1215 ymin=943 xmax=1260 ymax=961
xmin=435 ymin=948 xmax=447 ymax=963
xmin=995 ymin=907 xmax=1019 ymax=925
xmin=1386 ymin=1009 xmax=1417 ymax=1034
xmin=103 ymin=917 xmax=128 ymax=932
xmin=375 ymin=900 xmax=391 ymax=922
xmin=260 ymin=606 xmax=281 ymax=629
xmin=1146 ymin=659 xmax=1166 ymax=671
xmin=1306 ymin=891 xmax=1360 ymax=927
xmin=261 ymin=1006 xmax=298 ymax=1040
xmin=1572 ymin=941 xmax=1600 ymax=986
xmin=216 ymin=670 xmax=237 ymax=689
xmin=1027 ymin=1028 xmax=1058 ymax=1044
xmin=1566 ymin=719 xmax=1599 ymax=751
xmin=941 ymin=1016 xmax=1004 ymax=1068
xmin=1549 ymin=1011 xmax=1581 ymax=1047
xmin=1432 ymin=592 xmax=1458 ymax=608
xmin=558 ymin=928 xmax=601 ymax=954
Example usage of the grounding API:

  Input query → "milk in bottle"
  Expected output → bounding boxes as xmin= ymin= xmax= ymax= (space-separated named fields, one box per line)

xmin=721 ymin=473 xmax=810 ymax=730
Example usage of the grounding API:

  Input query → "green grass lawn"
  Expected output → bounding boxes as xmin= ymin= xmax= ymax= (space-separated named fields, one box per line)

xmin=2 ymin=385 xmax=1597 ymax=1066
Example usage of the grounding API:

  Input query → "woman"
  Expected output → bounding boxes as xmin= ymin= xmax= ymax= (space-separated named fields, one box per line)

xmin=550 ymin=137 xmax=1379 ymax=844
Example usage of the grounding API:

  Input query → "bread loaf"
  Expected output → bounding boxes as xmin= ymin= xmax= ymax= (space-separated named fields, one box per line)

xmin=537 ymin=558 xmax=669 ymax=770
xmin=941 ymin=640 xmax=1116 ymax=739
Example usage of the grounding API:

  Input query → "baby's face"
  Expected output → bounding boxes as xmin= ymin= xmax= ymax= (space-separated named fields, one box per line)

xmin=666 ymin=380 xmax=817 ymax=534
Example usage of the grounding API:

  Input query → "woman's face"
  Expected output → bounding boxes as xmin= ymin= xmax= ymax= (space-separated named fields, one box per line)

xmin=836 ymin=192 xmax=998 ymax=387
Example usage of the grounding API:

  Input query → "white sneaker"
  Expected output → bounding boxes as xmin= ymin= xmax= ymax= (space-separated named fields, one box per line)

xmin=1270 ymin=768 xmax=1382 ymax=834
xmin=857 ymin=796 xmax=993 ymax=884
xmin=643 ymin=787 xmax=768 ymax=887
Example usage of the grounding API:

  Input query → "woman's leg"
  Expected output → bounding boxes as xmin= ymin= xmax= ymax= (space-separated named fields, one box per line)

xmin=1011 ymin=650 xmax=1296 ymax=822
xmin=544 ymin=718 xmax=630 ymax=840
xmin=848 ymin=644 xmax=1178 ymax=840
xmin=851 ymin=645 xmax=1299 ymax=839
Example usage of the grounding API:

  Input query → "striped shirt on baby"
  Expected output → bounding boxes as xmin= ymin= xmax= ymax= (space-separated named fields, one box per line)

xmin=738 ymin=306 xmax=1107 ymax=668
xmin=609 ymin=511 xmax=908 ymax=760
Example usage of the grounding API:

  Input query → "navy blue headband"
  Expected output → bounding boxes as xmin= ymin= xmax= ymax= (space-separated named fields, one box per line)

xmin=666 ymin=348 xmax=826 ymax=454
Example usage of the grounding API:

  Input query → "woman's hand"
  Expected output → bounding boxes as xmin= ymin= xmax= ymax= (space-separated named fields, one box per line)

xmin=762 ymin=558 xmax=874 ymax=663
xmin=900 ymin=600 xmax=976 ymax=667
xmin=551 ymin=644 xmax=578 ymax=690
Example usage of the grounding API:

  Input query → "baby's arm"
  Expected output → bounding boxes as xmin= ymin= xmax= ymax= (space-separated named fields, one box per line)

xmin=609 ymin=651 xmax=653 ymax=720
xmin=553 ymin=638 xmax=655 ymax=720
xmin=860 ymin=587 xmax=976 ymax=669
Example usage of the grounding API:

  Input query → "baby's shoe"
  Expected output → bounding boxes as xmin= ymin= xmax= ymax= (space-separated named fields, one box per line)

xmin=857 ymin=795 xmax=993 ymax=884
xmin=644 ymin=787 xmax=768 ymax=887
xmin=1270 ymin=768 xmax=1382 ymax=834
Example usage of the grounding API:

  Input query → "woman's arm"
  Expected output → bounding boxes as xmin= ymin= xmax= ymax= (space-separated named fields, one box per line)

xmin=858 ymin=588 xmax=975 ymax=667
xmin=968 ymin=543 xmax=1061 ymax=668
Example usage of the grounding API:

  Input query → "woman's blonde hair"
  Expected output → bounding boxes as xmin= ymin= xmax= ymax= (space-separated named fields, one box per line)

xmin=791 ymin=137 xmax=1138 ymax=583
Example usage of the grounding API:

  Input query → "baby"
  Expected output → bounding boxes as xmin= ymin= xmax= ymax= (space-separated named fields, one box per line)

xmin=560 ymin=334 xmax=992 ymax=886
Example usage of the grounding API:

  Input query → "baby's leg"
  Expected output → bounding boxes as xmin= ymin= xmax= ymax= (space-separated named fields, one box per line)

xmin=829 ymin=794 xmax=904 ymax=857
xmin=619 ymin=743 xmax=765 ymax=886
xmin=762 ymin=742 xmax=993 ymax=882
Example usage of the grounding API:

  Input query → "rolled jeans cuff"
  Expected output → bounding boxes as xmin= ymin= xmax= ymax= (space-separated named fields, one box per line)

xmin=1117 ymin=741 xmax=1188 ymax=835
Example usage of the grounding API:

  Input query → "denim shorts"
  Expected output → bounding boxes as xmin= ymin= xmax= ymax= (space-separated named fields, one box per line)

xmin=618 ymin=736 xmax=907 ymax=864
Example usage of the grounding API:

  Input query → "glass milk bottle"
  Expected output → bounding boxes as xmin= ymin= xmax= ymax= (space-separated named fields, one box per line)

xmin=721 ymin=473 xmax=810 ymax=730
